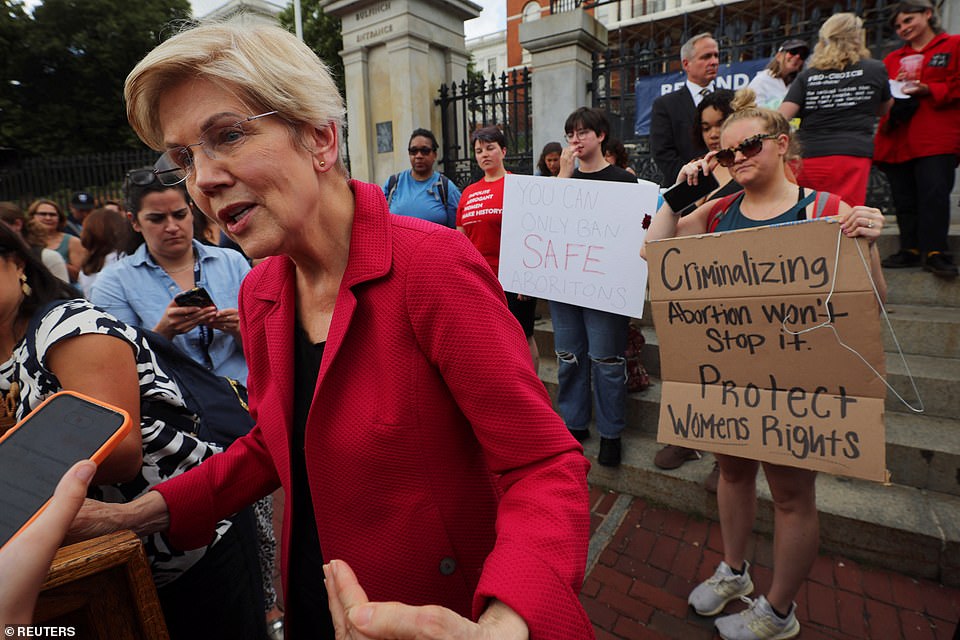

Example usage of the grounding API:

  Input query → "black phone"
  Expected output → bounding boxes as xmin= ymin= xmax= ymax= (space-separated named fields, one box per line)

xmin=662 ymin=170 xmax=721 ymax=214
xmin=174 ymin=286 xmax=216 ymax=308
xmin=0 ymin=391 xmax=132 ymax=551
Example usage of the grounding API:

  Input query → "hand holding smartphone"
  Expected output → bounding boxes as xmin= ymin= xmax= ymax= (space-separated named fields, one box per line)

xmin=0 ymin=391 xmax=131 ymax=551
xmin=662 ymin=167 xmax=720 ymax=214
xmin=174 ymin=286 xmax=216 ymax=309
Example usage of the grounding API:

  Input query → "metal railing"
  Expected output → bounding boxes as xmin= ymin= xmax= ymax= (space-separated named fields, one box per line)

xmin=585 ymin=0 xmax=901 ymax=209
xmin=436 ymin=68 xmax=533 ymax=189
xmin=0 ymin=149 xmax=159 ymax=212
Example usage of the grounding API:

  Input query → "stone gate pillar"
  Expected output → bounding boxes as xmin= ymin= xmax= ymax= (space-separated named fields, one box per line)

xmin=321 ymin=0 xmax=480 ymax=183
xmin=519 ymin=10 xmax=607 ymax=165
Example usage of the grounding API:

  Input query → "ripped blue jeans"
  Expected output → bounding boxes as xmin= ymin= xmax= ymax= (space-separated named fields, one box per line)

xmin=549 ymin=300 xmax=629 ymax=439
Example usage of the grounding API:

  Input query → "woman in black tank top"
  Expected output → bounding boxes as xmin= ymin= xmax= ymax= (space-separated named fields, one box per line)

xmin=643 ymin=89 xmax=887 ymax=640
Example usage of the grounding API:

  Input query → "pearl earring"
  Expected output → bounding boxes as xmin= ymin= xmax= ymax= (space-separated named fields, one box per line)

xmin=19 ymin=273 xmax=31 ymax=297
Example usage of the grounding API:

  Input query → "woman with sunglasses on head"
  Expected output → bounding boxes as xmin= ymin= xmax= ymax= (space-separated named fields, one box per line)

xmin=748 ymin=38 xmax=809 ymax=110
xmin=90 ymin=169 xmax=250 ymax=383
xmin=643 ymin=88 xmax=885 ymax=640
xmin=779 ymin=14 xmax=893 ymax=207
xmin=70 ymin=20 xmax=591 ymax=640
xmin=0 ymin=221 xmax=267 ymax=639
xmin=873 ymin=0 xmax=960 ymax=278
xmin=458 ymin=125 xmax=541 ymax=373
xmin=382 ymin=128 xmax=461 ymax=228
xmin=26 ymin=200 xmax=85 ymax=284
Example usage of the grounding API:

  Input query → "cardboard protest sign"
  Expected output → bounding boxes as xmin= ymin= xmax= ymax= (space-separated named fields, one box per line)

xmin=645 ymin=219 xmax=888 ymax=481
xmin=500 ymin=175 xmax=658 ymax=317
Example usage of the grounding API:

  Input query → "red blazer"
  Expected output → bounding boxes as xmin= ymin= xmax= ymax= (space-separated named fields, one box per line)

xmin=874 ymin=33 xmax=960 ymax=163
xmin=155 ymin=180 xmax=594 ymax=639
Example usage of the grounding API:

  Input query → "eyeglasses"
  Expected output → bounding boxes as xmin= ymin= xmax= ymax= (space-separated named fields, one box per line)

xmin=565 ymin=129 xmax=593 ymax=142
xmin=714 ymin=134 xmax=780 ymax=167
xmin=153 ymin=110 xmax=279 ymax=186
xmin=33 ymin=210 xmax=60 ymax=218
xmin=782 ymin=48 xmax=808 ymax=60
xmin=408 ymin=146 xmax=435 ymax=156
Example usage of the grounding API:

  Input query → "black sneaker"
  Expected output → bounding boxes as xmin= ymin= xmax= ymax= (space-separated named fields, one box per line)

xmin=598 ymin=437 xmax=622 ymax=467
xmin=882 ymin=249 xmax=921 ymax=268
xmin=924 ymin=252 xmax=959 ymax=279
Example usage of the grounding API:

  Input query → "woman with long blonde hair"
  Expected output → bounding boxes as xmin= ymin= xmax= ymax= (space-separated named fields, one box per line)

xmin=644 ymin=88 xmax=885 ymax=640
xmin=779 ymin=13 xmax=893 ymax=206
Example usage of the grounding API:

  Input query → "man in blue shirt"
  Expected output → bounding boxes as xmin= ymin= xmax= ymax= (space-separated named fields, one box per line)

xmin=383 ymin=128 xmax=461 ymax=228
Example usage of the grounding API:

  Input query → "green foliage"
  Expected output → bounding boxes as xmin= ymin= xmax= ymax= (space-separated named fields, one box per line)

xmin=278 ymin=0 xmax=345 ymax=99
xmin=1 ymin=0 xmax=192 ymax=156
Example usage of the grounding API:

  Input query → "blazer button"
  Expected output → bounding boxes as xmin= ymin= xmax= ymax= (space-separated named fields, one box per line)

xmin=439 ymin=557 xmax=457 ymax=576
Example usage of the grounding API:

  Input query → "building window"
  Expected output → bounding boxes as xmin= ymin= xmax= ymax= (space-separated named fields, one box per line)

xmin=487 ymin=57 xmax=497 ymax=75
xmin=522 ymin=1 xmax=541 ymax=22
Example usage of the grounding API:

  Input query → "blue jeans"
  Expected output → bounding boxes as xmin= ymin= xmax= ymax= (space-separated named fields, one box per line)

xmin=549 ymin=300 xmax=629 ymax=439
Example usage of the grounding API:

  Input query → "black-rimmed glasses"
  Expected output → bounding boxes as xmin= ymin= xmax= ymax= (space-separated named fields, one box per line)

xmin=714 ymin=134 xmax=780 ymax=167
xmin=153 ymin=110 xmax=279 ymax=186
xmin=408 ymin=146 xmax=435 ymax=156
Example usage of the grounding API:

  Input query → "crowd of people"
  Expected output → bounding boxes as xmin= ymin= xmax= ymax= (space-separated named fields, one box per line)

xmin=1 ymin=2 xmax=957 ymax=640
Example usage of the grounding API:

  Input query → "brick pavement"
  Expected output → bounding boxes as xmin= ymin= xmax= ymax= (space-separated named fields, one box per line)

xmin=583 ymin=485 xmax=960 ymax=640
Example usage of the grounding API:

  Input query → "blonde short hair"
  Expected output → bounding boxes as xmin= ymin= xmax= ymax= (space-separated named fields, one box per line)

xmin=125 ymin=19 xmax=347 ymax=174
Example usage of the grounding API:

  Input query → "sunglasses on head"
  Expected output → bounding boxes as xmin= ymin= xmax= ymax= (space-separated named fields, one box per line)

xmin=125 ymin=168 xmax=161 ymax=187
xmin=714 ymin=134 xmax=780 ymax=167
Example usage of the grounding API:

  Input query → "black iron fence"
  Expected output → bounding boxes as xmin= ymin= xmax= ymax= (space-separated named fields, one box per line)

xmin=0 ymin=149 xmax=159 ymax=212
xmin=436 ymin=68 xmax=533 ymax=189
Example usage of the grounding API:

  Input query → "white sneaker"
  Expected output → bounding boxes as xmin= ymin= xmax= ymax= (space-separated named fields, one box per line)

xmin=715 ymin=594 xmax=800 ymax=640
xmin=688 ymin=561 xmax=754 ymax=616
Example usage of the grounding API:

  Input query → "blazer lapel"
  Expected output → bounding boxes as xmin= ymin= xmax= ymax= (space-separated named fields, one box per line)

xmin=258 ymin=257 xmax=297 ymax=484
xmin=315 ymin=180 xmax=391 ymax=386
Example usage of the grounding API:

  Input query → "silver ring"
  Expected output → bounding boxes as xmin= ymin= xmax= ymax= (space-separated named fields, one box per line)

xmin=867 ymin=220 xmax=875 ymax=229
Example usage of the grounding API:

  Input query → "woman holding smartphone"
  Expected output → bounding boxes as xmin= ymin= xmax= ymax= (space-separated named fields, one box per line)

xmin=643 ymin=89 xmax=885 ymax=640
xmin=90 ymin=169 xmax=250 ymax=382
xmin=0 ymin=224 xmax=265 ymax=639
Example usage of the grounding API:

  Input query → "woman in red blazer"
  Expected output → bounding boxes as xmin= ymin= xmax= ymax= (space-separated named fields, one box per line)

xmin=71 ymin=19 xmax=593 ymax=640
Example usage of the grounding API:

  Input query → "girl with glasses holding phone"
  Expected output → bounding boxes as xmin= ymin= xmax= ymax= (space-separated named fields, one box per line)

xmin=643 ymin=89 xmax=886 ymax=640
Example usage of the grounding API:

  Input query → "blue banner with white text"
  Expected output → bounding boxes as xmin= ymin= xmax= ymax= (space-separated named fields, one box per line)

xmin=634 ymin=60 xmax=770 ymax=137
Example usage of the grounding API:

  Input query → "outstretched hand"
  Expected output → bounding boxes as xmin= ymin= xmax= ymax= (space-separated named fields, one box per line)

xmin=0 ymin=460 xmax=96 ymax=627
xmin=324 ymin=559 xmax=529 ymax=640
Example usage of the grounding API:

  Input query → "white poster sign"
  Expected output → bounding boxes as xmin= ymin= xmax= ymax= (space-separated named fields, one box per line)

xmin=499 ymin=174 xmax=657 ymax=317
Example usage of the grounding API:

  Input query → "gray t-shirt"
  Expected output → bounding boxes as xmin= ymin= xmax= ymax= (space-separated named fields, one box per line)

xmin=784 ymin=59 xmax=891 ymax=158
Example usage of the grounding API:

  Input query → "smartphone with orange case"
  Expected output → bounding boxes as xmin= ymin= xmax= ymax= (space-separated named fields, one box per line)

xmin=0 ymin=391 xmax=132 ymax=551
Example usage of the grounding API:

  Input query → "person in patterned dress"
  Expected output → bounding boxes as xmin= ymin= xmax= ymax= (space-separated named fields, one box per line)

xmin=0 ymin=223 xmax=265 ymax=640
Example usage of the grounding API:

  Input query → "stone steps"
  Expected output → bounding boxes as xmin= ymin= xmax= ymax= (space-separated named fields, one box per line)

xmin=577 ymin=427 xmax=960 ymax=586
xmin=530 ymin=218 xmax=960 ymax=583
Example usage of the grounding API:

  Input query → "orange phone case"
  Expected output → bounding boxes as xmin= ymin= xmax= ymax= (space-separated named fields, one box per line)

xmin=0 ymin=390 xmax=132 ymax=551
